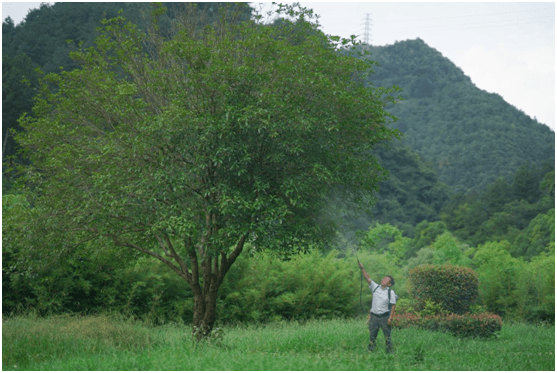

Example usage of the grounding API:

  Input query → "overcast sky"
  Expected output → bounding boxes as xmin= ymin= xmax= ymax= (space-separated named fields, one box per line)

xmin=3 ymin=1 xmax=555 ymax=131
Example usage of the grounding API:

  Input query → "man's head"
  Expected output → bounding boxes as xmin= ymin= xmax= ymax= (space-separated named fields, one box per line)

xmin=381 ymin=275 xmax=395 ymax=287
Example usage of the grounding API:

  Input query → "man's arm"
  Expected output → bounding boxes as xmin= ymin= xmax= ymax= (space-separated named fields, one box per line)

xmin=388 ymin=304 xmax=396 ymax=325
xmin=357 ymin=261 xmax=372 ymax=285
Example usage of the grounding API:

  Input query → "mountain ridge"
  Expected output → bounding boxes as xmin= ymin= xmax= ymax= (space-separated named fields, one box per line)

xmin=365 ymin=38 xmax=554 ymax=192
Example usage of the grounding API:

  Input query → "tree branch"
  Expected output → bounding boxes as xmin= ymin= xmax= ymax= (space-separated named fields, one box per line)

xmin=163 ymin=234 xmax=192 ymax=282
xmin=113 ymin=238 xmax=188 ymax=281
xmin=218 ymin=232 xmax=249 ymax=286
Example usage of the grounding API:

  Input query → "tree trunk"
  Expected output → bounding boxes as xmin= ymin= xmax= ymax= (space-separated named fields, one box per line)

xmin=189 ymin=233 xmax=248 ymax=340
xmin=192 ymin=286 xmax=219 ymax=340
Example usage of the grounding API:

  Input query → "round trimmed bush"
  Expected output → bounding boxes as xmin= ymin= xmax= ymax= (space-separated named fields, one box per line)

xmin=407 ymin=264 xmax=479 ymax=315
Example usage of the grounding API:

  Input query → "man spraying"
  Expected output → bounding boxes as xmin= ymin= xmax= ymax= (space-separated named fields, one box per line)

xmin=358 ymin=260 xmax=397 ymax=353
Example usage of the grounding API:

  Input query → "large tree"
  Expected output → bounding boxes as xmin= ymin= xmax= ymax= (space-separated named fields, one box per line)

xmin=14 ymin=3 xmax=399 ymax=336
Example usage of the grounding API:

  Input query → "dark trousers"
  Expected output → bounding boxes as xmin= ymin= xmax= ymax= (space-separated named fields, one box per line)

xmin=368 ymin=313 xmax=393 ymax=353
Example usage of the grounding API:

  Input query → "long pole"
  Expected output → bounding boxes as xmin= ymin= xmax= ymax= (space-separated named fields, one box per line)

xmin=357 ymin=257 xmax=365 ymax=313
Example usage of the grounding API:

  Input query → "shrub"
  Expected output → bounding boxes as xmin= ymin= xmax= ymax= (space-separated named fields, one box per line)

xmin=473 ymin=240 xmax=523 ymax=317
xmin=392 ymin=312 xmax=502 ymax=338
xmin=429 ymin=232 xmax=471 ymax=266
xmin=514 ymin=250 xmax=555 ymax=323
xmin=407 ymin=264 xmax=479 ymax=314
xmin=419 ymin=299 xmax=450 ymax=317
xmin=390 ymin=312 xmax=422 ymax=329
xmin=218 ymin=250 xmax=359 ymax=323
xmin=443 ymin=313 xmax=503 ymax=338
xmin=394 ymin=297 xmax=419 ymax=316
xmin=472 ymin=240 xmax=555 ymax=324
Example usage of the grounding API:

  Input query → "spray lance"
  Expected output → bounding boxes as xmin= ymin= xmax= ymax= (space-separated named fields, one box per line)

xmin=356 ymin=256 xmax=366 ymax=314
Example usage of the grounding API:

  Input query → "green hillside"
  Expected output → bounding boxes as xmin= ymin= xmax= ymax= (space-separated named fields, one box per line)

xmin=365 ymin=39 xmax=554 ymax=192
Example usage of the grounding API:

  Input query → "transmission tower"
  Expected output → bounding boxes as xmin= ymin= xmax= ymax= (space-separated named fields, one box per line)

xmin=362 ymin=13 xmax=372 ymax=48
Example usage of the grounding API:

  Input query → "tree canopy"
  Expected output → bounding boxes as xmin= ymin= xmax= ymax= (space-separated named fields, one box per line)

xmin=13 ymin=3 xmax=399 ymax=335
xmin=2 ymin=2 xmax=252 ymax=176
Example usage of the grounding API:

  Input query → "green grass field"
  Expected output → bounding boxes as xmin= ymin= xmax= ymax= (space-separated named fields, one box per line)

xmin=2 ymin=313 xmax=554 ymax=371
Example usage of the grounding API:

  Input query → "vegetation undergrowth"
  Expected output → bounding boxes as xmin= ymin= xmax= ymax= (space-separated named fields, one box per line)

xmin=3 ymin=313 xmax=554 ymax=371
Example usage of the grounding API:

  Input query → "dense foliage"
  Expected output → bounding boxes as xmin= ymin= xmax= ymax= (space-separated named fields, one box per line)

xmin=325 ymin=141 xmax=451 ymax=241
xmin=7 ymin=162 xmax=552 ymax=323
xmin=441 ymin=165 xmax=554 ymax=250
xmin=365 ymin=39 xmax=554 ymax=192
xmin=2 ymin=2 xmax=252 ymax=175
xmin=218 ymin=251 xmax=359 ymax=323
xmin=473 ymin=240 xmax=555 ymax=322
xmin=369 ymin=142 xmax=450 ymax=235
xmin=407 ymin=264 xmax=479 ymax=315
xmin=3 ymin=211 xmax=554 ymax=323
xmin=392 ymin=312 xmax=503 ymax=339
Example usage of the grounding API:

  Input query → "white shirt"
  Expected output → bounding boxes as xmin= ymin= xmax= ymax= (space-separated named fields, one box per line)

xmin=369 ymin=280 xmax=397 ymax=314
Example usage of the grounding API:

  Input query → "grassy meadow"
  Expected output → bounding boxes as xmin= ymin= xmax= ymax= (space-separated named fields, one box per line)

xmin=2 ymin=313 xmax=554 ymax=371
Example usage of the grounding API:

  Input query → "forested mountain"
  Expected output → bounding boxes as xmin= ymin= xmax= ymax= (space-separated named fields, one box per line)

xmin=364 ymin=39 xmax=554 ymax=192
xmin=371 ymin=142 xmax=450 ymax=232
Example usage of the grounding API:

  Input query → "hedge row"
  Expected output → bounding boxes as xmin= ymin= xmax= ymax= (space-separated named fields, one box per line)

xmin=392 ymin=312 xmax=502 ymax=338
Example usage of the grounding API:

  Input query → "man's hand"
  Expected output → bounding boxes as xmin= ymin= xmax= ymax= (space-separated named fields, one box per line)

xmin=358 ymin=260 xmax=371 ymax=285
xmin=388 ymin=304 xmax=396 ymax=326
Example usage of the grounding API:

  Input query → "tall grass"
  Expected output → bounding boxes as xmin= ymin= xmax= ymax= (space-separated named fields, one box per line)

xmin=3 ymin=313 xmax=554 ymax=371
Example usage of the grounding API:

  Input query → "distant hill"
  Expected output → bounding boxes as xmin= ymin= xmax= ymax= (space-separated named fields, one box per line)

xmin=364 ymin=39 xmax=555 ymax=192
